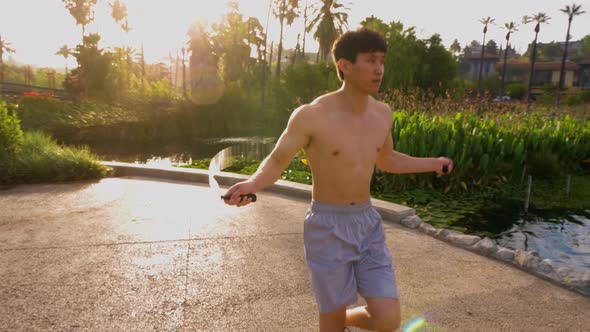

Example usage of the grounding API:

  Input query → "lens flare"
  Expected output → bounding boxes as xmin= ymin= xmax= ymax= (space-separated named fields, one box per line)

xmin=403 ymin=316 xmax=426 ymax=332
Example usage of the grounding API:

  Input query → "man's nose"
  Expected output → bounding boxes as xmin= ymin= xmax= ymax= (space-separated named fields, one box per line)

xmin=375 ymin=65 xmax=384 ymax=76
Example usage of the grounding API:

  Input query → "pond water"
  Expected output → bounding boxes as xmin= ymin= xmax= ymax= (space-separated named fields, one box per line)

xmin=450 ymin=200 xmax=589 ymax=272
xmin=59 ymin=134 xmax=589 ymax=272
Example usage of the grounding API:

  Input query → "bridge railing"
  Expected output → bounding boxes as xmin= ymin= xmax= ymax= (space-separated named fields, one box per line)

xmin=0 ymin=82 xmax=73 ymax=100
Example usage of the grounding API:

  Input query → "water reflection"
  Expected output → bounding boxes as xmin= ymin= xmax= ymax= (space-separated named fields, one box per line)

xmin=454 ymin=201 xmax=589 ymax=271
xmin=86 ymin=136 xmax=278 ymax=164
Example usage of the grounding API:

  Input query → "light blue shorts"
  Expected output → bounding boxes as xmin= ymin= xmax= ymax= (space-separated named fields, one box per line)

xmin=304 ymin=200 xmax=398 ymax=313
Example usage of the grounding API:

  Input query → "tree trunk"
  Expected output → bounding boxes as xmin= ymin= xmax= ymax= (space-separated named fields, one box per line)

xmin=477 ymin=33 xmax=487 ymax=94
xmin=526 ymin=31 xmax=539 ymax=109
xmin=555 ymin=18 xmax=572 ymax=112
xmin=0 ymin=55 xmax=4 ymax=83
xmin=500 ymin=39 xmax=510 ymax=98
xmin=276 ymin=20 xmax=284 ymax=78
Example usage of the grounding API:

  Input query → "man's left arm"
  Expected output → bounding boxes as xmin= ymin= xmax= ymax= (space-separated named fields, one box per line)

xmin=375 ymin=108 xmax=453 ymax=175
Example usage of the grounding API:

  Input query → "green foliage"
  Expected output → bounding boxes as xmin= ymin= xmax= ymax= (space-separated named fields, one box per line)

xmin=540 ymin=83 xmax=558 ymax=104
xmin=211 ymin=3 xmax=266 ymax=83
xmin=565 ymin=94 xmax=583 ymax=106
xmin=8 ymin=131 xmax=106 ymax=184
xmin=580 ymin=89 xmax=590 ymax=103
xmin=0 ymin=102 xmax=24 ymax=180
xmin=505 ymin=83 xmax=527 ymax=99
xmin=374 ymin=107 xmax=590 ymax=193
xmin=180 ymin=158 xmax=210 ymax=170
xmin=377 ymin=21 xmax=456 ymax=95
xmin=281 ymin=61 xmax=339 ymax=104
xmin=62 ymin=0 xmax=98 ymax=33
xmin=65 ymin=33 xmax=114 ymax=99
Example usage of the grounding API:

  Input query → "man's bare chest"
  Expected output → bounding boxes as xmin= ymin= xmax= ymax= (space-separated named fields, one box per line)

xmin=308 ymin=115 xmax=388 ymax=162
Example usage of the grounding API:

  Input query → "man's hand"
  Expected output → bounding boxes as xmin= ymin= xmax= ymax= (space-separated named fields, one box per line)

xmin=222 ymin=180 xmax=257 ymax=207
xmin=435 ymin=157 xmax=454 ymax=176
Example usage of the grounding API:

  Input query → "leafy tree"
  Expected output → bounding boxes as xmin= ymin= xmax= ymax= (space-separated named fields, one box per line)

xmin=449 ymin=39 xmax=461 ymax=56
xmin=539 ymin=42 xmax=564 ymax=60
xmin=211 ymin=2 xmax=252 ymax=82
xmin=109 ymin=0 xmax=128 ymax=27
xmin=0 ymin=33 xmax=16 ymax=82
xmin=360 ymin=15 xmax=389 ymax=37
xmin=66 ymin=33 xmax=113 ymax=98
xmin=556 ymin=4 xmax=585 ymax=111
xmin=381 ymin=22 xmax=424 ymax=90
xmin=306 ymin=0 xmax=349 ymax=62
xmin=485 ymin=39 xmax=498 ymax=54
xmin=581 ymin=34 xmax=590 ymax=57
xmin=273 ymin=0 xmax=300 ymax=78
xmin=422 ymin=34 xmax=457 ymax=94
xmin=62 ymin=0 xmax=98 ymax=39
xmin=522 ymin=12 xmax=551 ymax=104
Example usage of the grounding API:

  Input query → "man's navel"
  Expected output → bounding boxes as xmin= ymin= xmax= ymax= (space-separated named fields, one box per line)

xmin=332 ymin=150 xmax=340 ymax=156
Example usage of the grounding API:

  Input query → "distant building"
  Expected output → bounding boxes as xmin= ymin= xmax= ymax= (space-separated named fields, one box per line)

xmin=467 ymin=53 xmax=500 ymax=80
xmin=463 ymin=39 xmax=590 ymax=89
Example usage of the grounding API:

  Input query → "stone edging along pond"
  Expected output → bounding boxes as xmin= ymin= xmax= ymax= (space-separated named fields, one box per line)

xmin=102 ymin=161 xmax=590 ymax=297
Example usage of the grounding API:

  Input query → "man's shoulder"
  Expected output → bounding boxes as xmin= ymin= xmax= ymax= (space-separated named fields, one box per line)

xmin=371 ymin=97 xmax=391 ymax=113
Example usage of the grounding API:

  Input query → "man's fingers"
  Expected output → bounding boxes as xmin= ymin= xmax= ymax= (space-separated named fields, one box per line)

xmin=236 ymin=196 xmax=252 ymax=207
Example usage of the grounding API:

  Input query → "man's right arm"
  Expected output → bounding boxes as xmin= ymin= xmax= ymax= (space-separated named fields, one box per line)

xmin=223 ymin=105 xmax=312 ymax=206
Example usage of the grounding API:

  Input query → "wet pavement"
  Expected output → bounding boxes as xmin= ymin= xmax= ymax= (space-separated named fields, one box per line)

xmin=1 ymin=176 xmax=589 ymax=331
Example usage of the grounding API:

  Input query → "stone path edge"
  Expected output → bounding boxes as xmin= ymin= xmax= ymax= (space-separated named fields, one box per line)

xmin=101 ymin=161 xmax=589 ymax=297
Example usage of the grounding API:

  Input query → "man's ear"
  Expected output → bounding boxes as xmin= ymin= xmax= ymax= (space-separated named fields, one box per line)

xmin=337 ymin=58 xmax=351 ymax=76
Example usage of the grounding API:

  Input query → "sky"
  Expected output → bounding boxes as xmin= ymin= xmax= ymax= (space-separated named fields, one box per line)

xmin=1 ymin=0 xmax=589 ymax=69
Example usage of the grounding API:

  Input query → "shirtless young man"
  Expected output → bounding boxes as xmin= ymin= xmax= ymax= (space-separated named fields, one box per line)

xmin=223 ymin=28 xmax=453 ymax=332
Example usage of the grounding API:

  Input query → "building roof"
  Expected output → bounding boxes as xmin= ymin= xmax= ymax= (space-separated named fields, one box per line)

xmin=468 ymin=53 xmax=500 ymax=60
xmin=502 ymin=61 xmax=578 ymax=71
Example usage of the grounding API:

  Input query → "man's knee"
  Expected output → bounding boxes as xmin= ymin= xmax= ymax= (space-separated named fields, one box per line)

xmin=367 ymin=298 xmax=401 ymax=332
xmin=372 ymin=313 xmax=400 ymax=332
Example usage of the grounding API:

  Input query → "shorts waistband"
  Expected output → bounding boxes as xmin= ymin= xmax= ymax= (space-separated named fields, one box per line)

xmin=310 ymin=200 xmax=372 ymax=214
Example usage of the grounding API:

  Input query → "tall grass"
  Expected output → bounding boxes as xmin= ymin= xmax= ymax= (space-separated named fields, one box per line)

xmin=5 ymin=132 xmax=106 ymax=184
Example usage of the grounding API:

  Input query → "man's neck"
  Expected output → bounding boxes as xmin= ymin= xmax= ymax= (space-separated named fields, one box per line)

xmin=338 ymin=81 xmax=369 ymax=114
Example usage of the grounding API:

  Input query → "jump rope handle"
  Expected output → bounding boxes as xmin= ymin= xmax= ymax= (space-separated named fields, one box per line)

xmin=221 ymin=193 xmax=257 ymax=202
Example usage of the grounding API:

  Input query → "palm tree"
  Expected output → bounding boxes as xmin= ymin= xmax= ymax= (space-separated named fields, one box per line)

xmin=556 ymin=4 xmax=585 ymax=111
xmin=273 ymin=0 xmax=300 ymax=78
xmin=523 ymin=13 xmax=551 ymax=106
xmin=477 ymin=17 xmax=495 ymax=94
xmin=499 ymin=22 xmax=518 ymax=98
xmin=55 ymin=45 xmax=72 ymax=76
xmin=302 ymin=0 xmax=309 ymax=56
xmin=0 ymin=33 xmax=16 ymax=82
xmin=306 ymin=0 xmax=350 ymax=63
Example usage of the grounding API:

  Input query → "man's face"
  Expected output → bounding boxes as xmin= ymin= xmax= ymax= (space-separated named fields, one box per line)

xmin=347 ymin=51 xmax=385 ymax=94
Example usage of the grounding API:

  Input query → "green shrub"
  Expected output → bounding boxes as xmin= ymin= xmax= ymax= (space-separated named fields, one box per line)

xmin=0 ymin=102 xmax=24 ymax=180
xmin=540 ymin=83 xmax=558 ymax=105
xmin=580 ymin=89 xmax=590 ymax=103
xmin=505 ymin=83 xmax=527 ymax=99
xmin=9 ymin=131 xmax=106 ymax=184
xmin=565 ymin=94 xmax=583 ymax=106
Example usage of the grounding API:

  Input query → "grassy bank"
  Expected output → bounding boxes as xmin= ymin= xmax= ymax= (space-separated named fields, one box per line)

xmin=1 ymin=131 xmax=107 ymax=184
xmin=1 ymin=102 xmax=107 ymax=185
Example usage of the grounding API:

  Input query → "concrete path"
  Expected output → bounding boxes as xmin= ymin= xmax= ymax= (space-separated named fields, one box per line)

xmin=1 ymin=176 xmax=589 ymax=331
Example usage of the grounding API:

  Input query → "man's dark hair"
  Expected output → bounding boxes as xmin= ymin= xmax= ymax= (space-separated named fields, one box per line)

xmin=331 ymin=28 xmax=387 ymax=80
